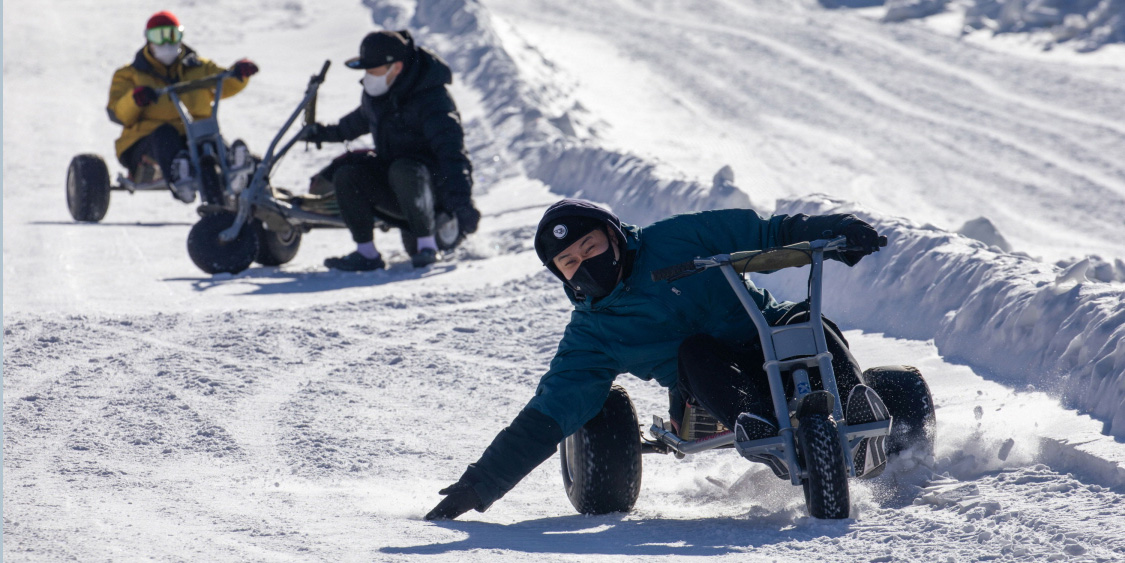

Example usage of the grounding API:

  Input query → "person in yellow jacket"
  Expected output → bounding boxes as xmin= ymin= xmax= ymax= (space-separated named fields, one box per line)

xmin=107 ymin=11 xmax=258 ymax=202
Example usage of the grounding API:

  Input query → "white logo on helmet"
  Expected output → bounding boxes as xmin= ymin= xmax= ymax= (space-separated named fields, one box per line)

xmin=553 ymin=224 xmax=567 ymax=239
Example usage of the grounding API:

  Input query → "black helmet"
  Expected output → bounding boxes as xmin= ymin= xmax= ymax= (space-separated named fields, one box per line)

xmin=534 ymin=199 xmax=627 ymax=281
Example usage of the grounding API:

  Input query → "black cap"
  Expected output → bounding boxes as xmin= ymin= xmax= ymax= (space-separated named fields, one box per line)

xmin=345 ymin=30 xmax=412 ymax=69
xmin=534 ymin=199 xmax=628 ymax=280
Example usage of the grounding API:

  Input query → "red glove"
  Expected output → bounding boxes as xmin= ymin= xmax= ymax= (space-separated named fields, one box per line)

xmin=232 ymin=59 xmax=259 ymax=80
xmin=132 ymin=86 xmax=158 ymax=107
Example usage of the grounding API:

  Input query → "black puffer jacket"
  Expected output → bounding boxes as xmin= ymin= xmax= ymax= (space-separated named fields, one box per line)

xmin=320 ymin=31 xmax=474 ymax=211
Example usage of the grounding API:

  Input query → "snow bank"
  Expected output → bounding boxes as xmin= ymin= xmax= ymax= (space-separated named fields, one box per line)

xmin=367 ymin=0 xmax=751 ymax=227
xmin=879 ymin=0 xmax=1125 ymax=52
xmin=366 ymin=0 xmax=1125 ymax=437
xmin=760 ymin=195 xmax=1125 ymax=439
xmin=963 ymin=0 xmax=1125 ymax=52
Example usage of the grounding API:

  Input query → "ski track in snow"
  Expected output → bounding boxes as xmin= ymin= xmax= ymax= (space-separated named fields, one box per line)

xmin=5 ymin=0 xmax=1125 ymax=561
xmin=486 ymin=0 xmax=1125 ymax=263
xmin=7 ymin=281 xmax=1125 ymax=561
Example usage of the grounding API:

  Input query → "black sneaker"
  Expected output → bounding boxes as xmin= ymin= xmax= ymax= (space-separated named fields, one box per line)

xmin=734 ymin=413 xmax=788 ymax=479
xmin=846 ymin=384 xmax=890 ymax=478
xmin=735 ymin=413 xmax=778 ymax=442
xmin=324 ymin=252 xmax=385 ymax=272
xmin=411 ymin=247 xmax=441 ymax=268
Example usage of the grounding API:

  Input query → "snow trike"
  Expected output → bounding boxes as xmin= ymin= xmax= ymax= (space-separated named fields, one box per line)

xmin=185 ymin=61 xmax=463 ymax=274
xmin=66 ymin=68 xmax=256 ymax=223
xmin=558 ymin=236 xmax=937 ymax=519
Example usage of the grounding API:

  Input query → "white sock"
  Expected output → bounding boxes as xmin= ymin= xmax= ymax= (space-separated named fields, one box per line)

xmin=416 ymin=236 xmax=438 ymax=252
xmin=356 ymin=241 xmax=380 ymax=259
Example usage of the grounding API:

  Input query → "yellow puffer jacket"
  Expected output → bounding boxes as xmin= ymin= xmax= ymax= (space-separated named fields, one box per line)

xmin=107 ymin=44 xmax=250 ymax=158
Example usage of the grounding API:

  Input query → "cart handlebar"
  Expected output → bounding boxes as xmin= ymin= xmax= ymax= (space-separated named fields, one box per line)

xmin=651 ymin=235 xmax=886 ymax=283
xmin=155 ymin=69 xmax=237 ymax=98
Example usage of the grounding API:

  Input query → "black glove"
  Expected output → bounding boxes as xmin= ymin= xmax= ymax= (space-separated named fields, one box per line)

xmin=132 ymin=86 xmax=158 ymax=107
xmin=779 ymin=213 xmax=880 ymax=267
xmin=425 ymin=479 xmax=483 ymax=521
xmin=454 ymin=205 xmax=481 ymax=235
xmin=838 ymin=219 xmax=879 ymax=266
xmin=300 ymin=123 xmax=327 ymax=148
xmin=232 ymin=59 xmax=259 ymax=80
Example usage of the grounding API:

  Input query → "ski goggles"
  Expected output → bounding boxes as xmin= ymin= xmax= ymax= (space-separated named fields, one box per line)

xmin=146 ymin=25 xmax=184 ymax=45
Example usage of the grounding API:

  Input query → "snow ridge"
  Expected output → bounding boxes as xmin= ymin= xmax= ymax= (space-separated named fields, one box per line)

xmin=368 ymin=0 xmax=751 ymax=227
xmin=763 ymin=196 xmax=1125 ymax=439
xmin=881 ymin=0 xmax=1125 ymax=52
xmin=360 ymin=0 xmax=1125 ymax=437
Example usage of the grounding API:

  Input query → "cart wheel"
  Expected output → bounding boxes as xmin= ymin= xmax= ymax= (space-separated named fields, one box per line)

xmin=864 ymin=366 xmax=936 ymax=457
xmin=400 ymin=212 xmax=463 ymax=256
xmin=254 ymin=221 xmax=301 ymax=266
xmin=66 ymin=154 xmax=111 ymax=222
xmin=435 ymin=212 xmax=463 ymax=250
xmin=798 ymin=412 xmax=850 ymax=519
xmin=559 ymin=385 xmax=642 ymax=515
xmin=187 ymin=211 xmax=259 ymax=274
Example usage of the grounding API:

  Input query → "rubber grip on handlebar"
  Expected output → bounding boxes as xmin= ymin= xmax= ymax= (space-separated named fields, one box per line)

xmin=315 ymin=60 xmax=331 ymax=82
xmin=651 ymin=260 xmax=697 ymax=282
xmin=843 ymin=235 xmax=889 ymax=254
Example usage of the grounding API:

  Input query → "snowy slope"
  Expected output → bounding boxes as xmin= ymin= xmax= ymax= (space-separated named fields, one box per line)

xmin=481 ymin=0 xmax=1125 ymax=265
xmin=5 ymin=0 xmax=1125 ymax=561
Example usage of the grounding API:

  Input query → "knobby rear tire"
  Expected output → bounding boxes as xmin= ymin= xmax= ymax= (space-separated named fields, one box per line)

xmin=559 ymin=385 xmax=642 ymax=515
xmin=864 ymin=365 xmax=936 ymax=457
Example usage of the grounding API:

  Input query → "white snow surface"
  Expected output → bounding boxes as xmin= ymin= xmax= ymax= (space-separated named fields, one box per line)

xmin=5 ymin=0 xmax=1125 ymax=561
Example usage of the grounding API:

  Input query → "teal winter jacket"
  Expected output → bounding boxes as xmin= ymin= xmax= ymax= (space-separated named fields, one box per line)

xmin=455 ymin=206 xmax=858 ymax=511
xmin=528 ymin=208 xmax=792 ymax=436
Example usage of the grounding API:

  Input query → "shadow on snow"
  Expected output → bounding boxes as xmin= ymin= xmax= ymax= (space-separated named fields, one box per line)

xmin=31 ymin=220 xmax=195 ymax=228
xmin=385 ymin=513 xmax=853 ymax=557
xmin=165 ymin=262 xmax=458 ymax=295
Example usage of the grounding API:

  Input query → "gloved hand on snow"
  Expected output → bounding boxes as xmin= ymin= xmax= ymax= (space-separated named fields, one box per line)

xmin=132 ymin=86 xmax=159 ymax=107
xmin=425 ymin=478 xmax=483 ymax=521
xmin=837 ymin=218 xmax=880 ymax=266
xmin=232 ymin=59 xmax=259 ymax=80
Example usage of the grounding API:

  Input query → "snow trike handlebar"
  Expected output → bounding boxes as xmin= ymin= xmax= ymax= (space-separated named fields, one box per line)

xmin=650 ymin=235 xmax=887 ymax=283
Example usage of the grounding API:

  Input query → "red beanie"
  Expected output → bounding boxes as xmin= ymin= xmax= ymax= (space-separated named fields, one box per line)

xmin=146 ymin=11 xmax=181 ymax=30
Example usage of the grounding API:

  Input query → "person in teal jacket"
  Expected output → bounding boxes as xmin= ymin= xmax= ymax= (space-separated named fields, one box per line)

xmin=426 ymin=199 xmax=883 ymax=520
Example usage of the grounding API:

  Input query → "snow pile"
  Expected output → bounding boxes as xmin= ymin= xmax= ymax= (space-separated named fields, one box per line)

xmin=366 ymin=0 xmax=751 ymax=227
xmin=962 ymin=0 xmax=1125 ymax=52
xmin=365 ymin=0 xmax=1125 ymax=437
xmin=956 ymin=217 xmax=1012 ymax=254
xmin=759 ymin=195 xmax=1125 ymax=439
xmin=1056 ymin=255 xmax=1125 ymax=284
xmin=879 ymin=0 xmax=1125 ymax=52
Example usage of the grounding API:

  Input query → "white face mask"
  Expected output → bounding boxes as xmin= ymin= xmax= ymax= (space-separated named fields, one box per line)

xmin=362 ymin=71 xmax=393 ymax=97
xmin=150 ymin=43 xmax=181 ymax=66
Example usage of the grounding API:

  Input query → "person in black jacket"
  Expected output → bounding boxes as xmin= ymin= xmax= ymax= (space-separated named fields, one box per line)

xmin=304 ymin=30 xmax=480 ymax=270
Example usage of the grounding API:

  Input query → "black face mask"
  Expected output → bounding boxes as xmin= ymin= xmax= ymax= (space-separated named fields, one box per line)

xmin=567 ymin=244 xmax=621 ymax=299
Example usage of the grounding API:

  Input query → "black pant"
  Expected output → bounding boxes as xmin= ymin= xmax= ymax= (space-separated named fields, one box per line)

xmin=674 ymin=311 xmax=864 ymax=430
xmin=333 ymin=155 xmax=436 ymax=244
xmin=119 ymin=123 xmax=187 ymax=181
